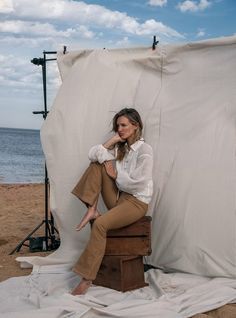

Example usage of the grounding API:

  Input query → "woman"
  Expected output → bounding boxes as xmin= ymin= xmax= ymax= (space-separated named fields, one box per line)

xmin=71 ymin=108 xmax=153 ymax=295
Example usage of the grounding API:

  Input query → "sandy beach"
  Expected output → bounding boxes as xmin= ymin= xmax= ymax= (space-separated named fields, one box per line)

xmin=0 ymin=183 xmax=235 ymax=317
xmin=0 ymin=183 xmax=51 ymax=282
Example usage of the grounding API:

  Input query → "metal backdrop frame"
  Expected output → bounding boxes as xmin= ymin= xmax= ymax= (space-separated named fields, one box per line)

xmin=10 ymin=47 xmax=67 ymax=254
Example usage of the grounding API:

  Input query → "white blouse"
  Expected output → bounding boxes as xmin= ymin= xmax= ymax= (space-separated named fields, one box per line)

xmin=88 ymin=140 xmax=153 ymax=204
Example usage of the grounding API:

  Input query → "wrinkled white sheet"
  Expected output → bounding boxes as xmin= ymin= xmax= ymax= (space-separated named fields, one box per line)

xmin=21 ymin=35 xmax=236 ymax=277
xmin=2 ymin=35 xmax=235 ymax=316
xmin=0 ymin=267 xmax=236 ymax=317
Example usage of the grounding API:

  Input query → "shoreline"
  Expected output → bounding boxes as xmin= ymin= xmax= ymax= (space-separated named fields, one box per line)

xmin=0 ymin=181 xmax=44 ymax=186
xmin=0 ymin=182 xmax=44 ymax=185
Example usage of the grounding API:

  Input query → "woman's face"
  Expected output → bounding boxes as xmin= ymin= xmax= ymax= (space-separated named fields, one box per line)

xmin=116 ymin=115 xmax=137 ymax=142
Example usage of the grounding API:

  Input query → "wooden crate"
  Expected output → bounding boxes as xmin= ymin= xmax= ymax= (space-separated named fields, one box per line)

xmin=107 ymin=216 xmax=152 ymax=237
xmin=94 ymin=255 xmax=148 ymax=292
xmin=93 ymin=216 xmax=152 ymax=292
xmin=105 ymin=216 xmax=152 ymax=256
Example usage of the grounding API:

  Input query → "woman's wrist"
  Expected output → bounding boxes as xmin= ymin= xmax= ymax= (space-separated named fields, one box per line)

xmin=103 ymin=140 xmax=114 ymax=149
xmin=103 ymin=135 xmax=120 ymax=149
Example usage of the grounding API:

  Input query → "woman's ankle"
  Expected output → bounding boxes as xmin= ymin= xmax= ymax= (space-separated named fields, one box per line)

xmin=71 ymin=278 xmax=92 ymax=295
xmin=87 ymin=206 xmax=99 ymax=216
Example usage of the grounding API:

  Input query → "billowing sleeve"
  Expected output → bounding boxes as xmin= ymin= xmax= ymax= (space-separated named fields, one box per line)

xmin=116 ymin=144 xmax=153 ymax=195
xmin=88 ymin=144 xmax=115 ymax=163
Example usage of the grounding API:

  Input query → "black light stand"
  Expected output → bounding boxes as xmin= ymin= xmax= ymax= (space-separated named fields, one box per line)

xmin=9 ymin=48 xmax=66 ymax=254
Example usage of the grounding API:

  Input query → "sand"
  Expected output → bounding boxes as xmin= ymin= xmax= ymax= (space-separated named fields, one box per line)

xmin=0 ymin=183 xmax=235 ymax=317
xmin=0 ymin=183 xmax=51 ymax=282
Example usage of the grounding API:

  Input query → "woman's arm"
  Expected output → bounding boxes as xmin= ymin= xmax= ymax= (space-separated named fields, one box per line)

xmin=88 ymin=133 xmax=124 ymax=164
xmin=103 ymin=133 xmax=124 ymax=149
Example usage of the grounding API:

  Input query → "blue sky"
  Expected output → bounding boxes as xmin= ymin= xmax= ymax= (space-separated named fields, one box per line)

xmin=0 ymin=0 xmax=235 ymax=129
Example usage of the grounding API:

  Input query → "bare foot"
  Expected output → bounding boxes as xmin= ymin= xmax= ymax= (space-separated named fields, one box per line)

xmin=76 ymin=208 xmax=100 ymax=231
xmin=71 ymin=278 xmax=92 ymax=295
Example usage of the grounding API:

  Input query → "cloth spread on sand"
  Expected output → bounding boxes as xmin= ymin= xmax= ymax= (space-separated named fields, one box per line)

xmin=0 ymin=267 xmax=236 ymax=317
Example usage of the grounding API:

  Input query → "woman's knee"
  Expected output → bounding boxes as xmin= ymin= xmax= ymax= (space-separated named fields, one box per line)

xmin=89 ymin=161 xmax=103 ymax=170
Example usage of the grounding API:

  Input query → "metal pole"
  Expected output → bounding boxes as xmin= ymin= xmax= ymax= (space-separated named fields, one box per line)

xmin=42 ymin=52 xmax=49 ymax=249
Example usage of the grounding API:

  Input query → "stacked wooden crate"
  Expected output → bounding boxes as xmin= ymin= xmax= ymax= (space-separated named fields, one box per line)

xmin=94 ymin=216 xmax=152 ymax=292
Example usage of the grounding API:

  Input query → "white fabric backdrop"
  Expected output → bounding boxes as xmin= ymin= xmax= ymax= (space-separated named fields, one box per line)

xmin=1 ymin=35 xmax=233 ymax=318
xmin=18 ymin=36 xmax=236 ymax=279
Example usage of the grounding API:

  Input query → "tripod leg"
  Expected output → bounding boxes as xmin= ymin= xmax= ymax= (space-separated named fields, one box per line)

xmin=9 ymin=220 xmax=45 ymax=255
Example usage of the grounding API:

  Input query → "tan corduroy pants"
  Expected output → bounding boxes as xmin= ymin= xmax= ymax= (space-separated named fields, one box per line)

xmin=72 ymin=162 xmax=148 ymax=281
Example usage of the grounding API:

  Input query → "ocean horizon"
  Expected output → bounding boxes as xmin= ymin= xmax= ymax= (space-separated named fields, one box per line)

xmin=0 ymin=127 xmax=45 ymax=184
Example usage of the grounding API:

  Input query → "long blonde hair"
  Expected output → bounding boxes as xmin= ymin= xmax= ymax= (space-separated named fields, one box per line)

xmin=112 ymin=108 xmax=143 ymax=161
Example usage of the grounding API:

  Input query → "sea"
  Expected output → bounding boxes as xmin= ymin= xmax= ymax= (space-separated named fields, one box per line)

xmin=0 ymin=127 xmax=45 ymax=183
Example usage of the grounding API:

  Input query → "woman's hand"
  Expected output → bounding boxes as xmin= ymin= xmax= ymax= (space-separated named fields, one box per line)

xmin=112 ymin=132 xmax=125 ymax=144
xmin=104 ymin=161 xmax=117 ymax=180
xmin=103 ymin=133 xmax=125 ymax=149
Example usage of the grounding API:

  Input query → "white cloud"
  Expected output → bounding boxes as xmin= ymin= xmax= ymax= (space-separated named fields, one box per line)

xmin=0 ymin=0 xmax=13 ymax=13
xmin=0 ymin=20 xmax=68 ymax=37
xmin=0 ymin=53 xmax=60 ymax=92
xmin=0 ymin=20 xmax=95 ymax=39
xmin=77 ymin=25 xmax=94 ymax=39
xmin=196 ymin=28 xmax=205 ymax=37
xmin=148 ymin=0 xmax=167 ymax=7
xmin=177 ymin=0 xmax=211 ymax=12
xmin=0 ymin=0 xmax=183 ymax=39
xmin=136 ymin=19 xmax=183 ymax=38
xmin=115 ymin=36 xmax=130 ymax=47
xmin=0 ymin=54 xmax=39 ymax=88
xmin=0 ymin=35 xmax=57 ymax=48
xmin=198 ymin=0 xmax=211 ymax=10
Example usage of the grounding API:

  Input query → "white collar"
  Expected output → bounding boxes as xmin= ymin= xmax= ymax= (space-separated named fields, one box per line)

xmin=130 ymin=138 xmax=144 ymax=151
